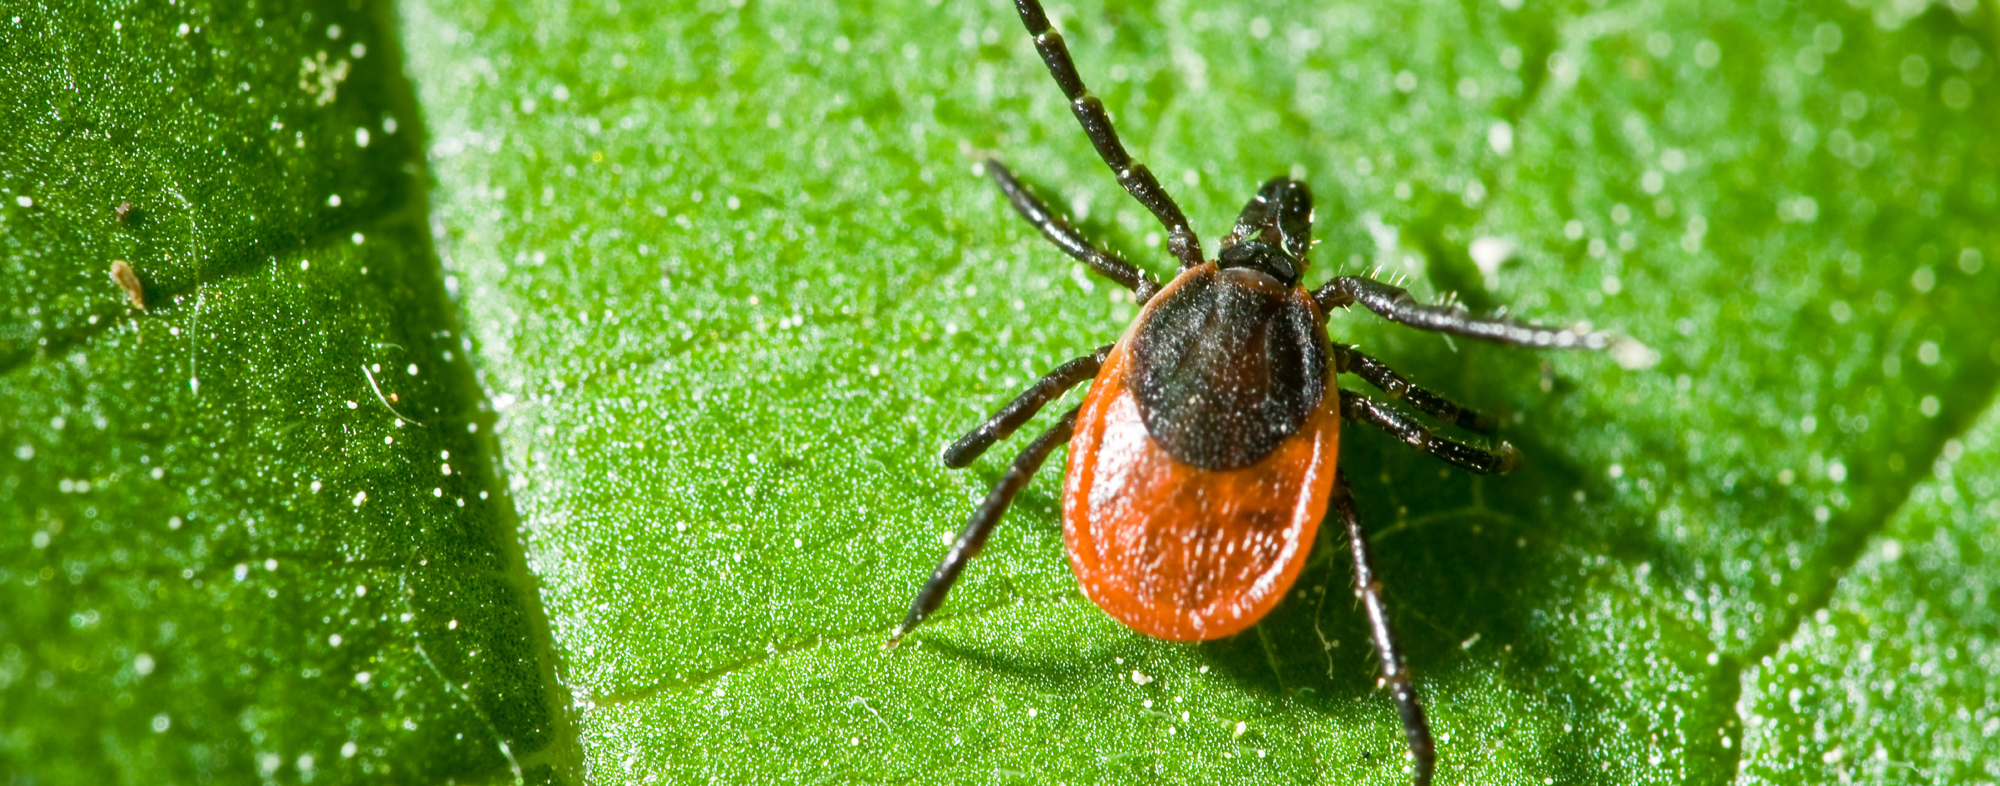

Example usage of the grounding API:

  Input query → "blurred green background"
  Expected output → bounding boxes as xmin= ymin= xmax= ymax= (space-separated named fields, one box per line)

xmin=3 ymin=0 xmax=1997 ymax=783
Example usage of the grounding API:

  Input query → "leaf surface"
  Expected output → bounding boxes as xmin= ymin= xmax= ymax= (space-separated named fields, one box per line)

xmin=0 ymin=2 xmax=568 ymax=782
xmin=6 ymin=0 xmax=1996 ymax=782
xmin=403 ymin=0 xmax=2000 ymax=781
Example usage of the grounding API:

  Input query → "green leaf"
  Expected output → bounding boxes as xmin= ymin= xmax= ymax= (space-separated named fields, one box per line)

xmin=400 ymin=0 xmax=2000 ymax=781
xmin=1738 ymin=403 xmax=2000 ymax=784
xmin=8 ymin=0 xmax=1998 ymax=782
xmin=1 ymin=2 xmax=568 ymax=782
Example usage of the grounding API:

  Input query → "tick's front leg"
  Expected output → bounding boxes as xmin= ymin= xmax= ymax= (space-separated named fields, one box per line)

xmin=1316 ymin=275 xmax=1608 ymax=350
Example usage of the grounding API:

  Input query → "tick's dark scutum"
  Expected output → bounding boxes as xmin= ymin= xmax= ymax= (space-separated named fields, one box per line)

xmin=1129 ymin=266 xmax=1328 ymax=471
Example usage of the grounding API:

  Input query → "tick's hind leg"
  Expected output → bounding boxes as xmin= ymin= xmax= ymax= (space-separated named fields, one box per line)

xmin=889 ymin=407 xmax=1080 ymax=648
xmin=1335 ymin=345 xmax=1498 ymax=433
xmin=1334 ymin=470 xmax=1436 ymax=786
xmin=1315 ymin=275 xmax=1609 ymax=350
xmin=980 ymin=159 xmax=1161 ymax=303
xmin=942 ymin=344 xmax=1110 ymax=468
xmin=1339 ymin=389 xmax=1521 ymax=475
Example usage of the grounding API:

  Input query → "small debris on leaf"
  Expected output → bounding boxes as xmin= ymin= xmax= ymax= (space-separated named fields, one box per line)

xmin=110 ymin=259 xmax=145 ymax=309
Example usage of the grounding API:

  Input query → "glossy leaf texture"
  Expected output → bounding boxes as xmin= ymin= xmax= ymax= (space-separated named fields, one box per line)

xmin=0 ymin=2 xmax=570 ymax=783
xmin=6 ymin=0 xmax=1997 ymax=782
xmin=403 ymin=0 xmax=2000 ymax=782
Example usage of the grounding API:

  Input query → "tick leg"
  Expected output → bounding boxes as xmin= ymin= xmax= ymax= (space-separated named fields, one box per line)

xmin=888 ymin=406 xmax=1080 ymax=648
xmin=980 ymin=158 xmax=1162 ymax=302
xmin=1315 ymin=276 xmax=1609 ymax=350
xmin=1339 ymin=389 xmax=1521 ymax=474
xmin=942 ymin=344 xmax=1111 ymax=468
xmin=1334 ymin=345 xmax=1497 ymax=434
xmin=1010 ymin=0 xmax=1203 ymax=270
xmin=1334 ymin=470 xmax=1436 ymax=786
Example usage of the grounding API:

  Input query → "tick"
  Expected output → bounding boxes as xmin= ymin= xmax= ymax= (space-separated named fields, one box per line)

xmin=888 ymin=2 xmax=1610 ymax=782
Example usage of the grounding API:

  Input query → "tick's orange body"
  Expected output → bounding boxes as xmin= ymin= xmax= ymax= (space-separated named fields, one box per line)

xmin=1063 ymin=268 xmax=1340 ymax=641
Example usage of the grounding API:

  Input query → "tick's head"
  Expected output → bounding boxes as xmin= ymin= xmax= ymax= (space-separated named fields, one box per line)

xmin=1218 ymin=178 xmax=1313 ymax=286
